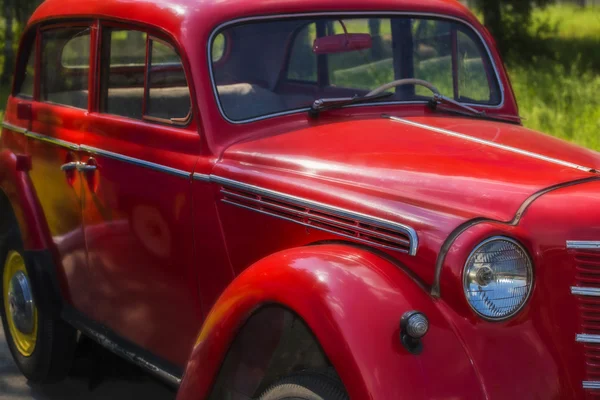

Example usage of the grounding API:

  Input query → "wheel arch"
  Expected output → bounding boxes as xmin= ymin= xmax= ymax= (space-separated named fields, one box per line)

xmin=177 ymin=243 xmax=486 ymax=400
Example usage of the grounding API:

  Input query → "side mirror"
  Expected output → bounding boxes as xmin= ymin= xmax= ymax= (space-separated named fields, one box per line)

xmin=313 ymin=33 xmax=372 ymax=55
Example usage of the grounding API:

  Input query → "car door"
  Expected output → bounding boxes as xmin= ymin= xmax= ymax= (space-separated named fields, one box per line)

xmin=27 ymin=23 xmax=95 ymax=316
xmin=80 ymin=24 xmax=202 ymax=367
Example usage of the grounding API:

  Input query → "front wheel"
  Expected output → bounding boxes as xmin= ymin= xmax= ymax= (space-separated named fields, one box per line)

xmin=258 ymin=371 xmax=348 ymax=400
xmin=0 ymin=232 xmax=77 ymax=383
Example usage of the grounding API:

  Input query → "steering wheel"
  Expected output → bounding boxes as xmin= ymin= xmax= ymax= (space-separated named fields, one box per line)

xmin=366 ymin=78 xmax=441 ymax=97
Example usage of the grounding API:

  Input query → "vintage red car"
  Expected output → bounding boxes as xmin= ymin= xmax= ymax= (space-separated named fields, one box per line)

xmin=1 ymin=0 xmax=600 ymax=398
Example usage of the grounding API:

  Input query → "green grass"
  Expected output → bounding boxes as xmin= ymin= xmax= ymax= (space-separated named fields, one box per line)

xmin=507 ymin=4 xmax=600 ymax=150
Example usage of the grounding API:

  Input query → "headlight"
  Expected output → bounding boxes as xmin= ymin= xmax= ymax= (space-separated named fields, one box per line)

xmin=463 ymin=237 xmax=533 ymax=320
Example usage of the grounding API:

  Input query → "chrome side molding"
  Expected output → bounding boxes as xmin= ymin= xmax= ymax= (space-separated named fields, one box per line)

xmin=571 ymin=287 xmax=600 ymax=297
xmin=567 ymin=241 xmax=600 ymax=250
xmin=583 ymin=382 xmax=600 ymax=390
xmin=576 ymin=334 xmax=600 ymax=344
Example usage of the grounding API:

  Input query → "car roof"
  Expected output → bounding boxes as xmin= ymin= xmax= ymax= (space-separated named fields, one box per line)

xmin=30 ymin=0 xmax=479 ymax=42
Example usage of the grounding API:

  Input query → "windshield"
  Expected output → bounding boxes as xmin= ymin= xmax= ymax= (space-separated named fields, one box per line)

xmin=210 ymin=16 xmax=502 ymax=122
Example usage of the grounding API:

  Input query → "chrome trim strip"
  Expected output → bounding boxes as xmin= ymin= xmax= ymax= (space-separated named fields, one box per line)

xmin=192 ymin=172 xmax=211 ymax=182
xmin=572 ymin=287 xmax=600 ymax=297
xmin=208 ymin=11 xmax=505 ymax=125
xmin=212 ymin=175 xmax=419 ymax=256
xmin=576 ymin=334 xmax=600 ymax=343
xmin=24 ymin=130 xmax=80 ymax=151
xmin=389 ymin=116 xmax=596 ymax=173
xmin=222 ymin=188 xmax=411 ymax=247
xmin=1 ymin=121 xmax=28 ymax=135
xmin=583 ymin=382 xmax=600 ymax=390
xmin=567 ymin=241 xmax=600 ymax=250
xmin=2 ymin=121 xmax=79 ymax=150
xmin=79 ymin=145 xmax=191 ymax=179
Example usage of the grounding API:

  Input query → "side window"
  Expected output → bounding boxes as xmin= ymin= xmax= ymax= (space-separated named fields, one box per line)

xmin=287 ymin=23 xmax=317 ymax=82
xmin=146 ymin=39 xmax=191 ymax=122
xmin=16 ymin=41 xmax=35 ymax=98
xmin=99 ymin=27 xmax=191 ymax=124
xmin=41 ymin=27 xmax=91 ymax=109
xmin=100 ymin=29 xmax=147 ymax=119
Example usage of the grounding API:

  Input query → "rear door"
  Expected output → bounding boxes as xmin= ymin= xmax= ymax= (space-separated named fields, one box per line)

xmin=27 ymin=23 xmax=95 ymax=315
xmin=80 ymin=23 xmax=202 ymax=368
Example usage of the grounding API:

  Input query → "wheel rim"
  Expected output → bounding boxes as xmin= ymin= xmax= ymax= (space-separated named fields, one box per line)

xmin=3 ymin=251 xmax=38 ymax=357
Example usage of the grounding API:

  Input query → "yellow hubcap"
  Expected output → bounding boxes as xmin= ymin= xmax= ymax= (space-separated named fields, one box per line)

xmin=3 ymin=251 xmax=38 ymax=357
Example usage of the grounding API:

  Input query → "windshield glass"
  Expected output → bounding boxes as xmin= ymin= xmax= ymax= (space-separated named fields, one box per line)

xmin=210 ymin=16 xmax=502 ymax=122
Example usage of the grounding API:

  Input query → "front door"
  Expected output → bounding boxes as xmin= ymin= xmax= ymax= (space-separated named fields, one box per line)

xmin=80 ymin=25 xmax=202 ymax=368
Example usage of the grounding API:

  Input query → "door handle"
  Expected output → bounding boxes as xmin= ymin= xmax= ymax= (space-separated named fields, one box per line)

xmin=76 ymin=163 xmax=97 ymax=173
xmin=60 ymin=161 xmax=80 ymax=172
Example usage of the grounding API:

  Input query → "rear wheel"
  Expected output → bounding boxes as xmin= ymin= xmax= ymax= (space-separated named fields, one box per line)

xmin=0 ymin=231 xmax=77 ymax=383
xmin=258 ymin=371 xmax=348 ymax=400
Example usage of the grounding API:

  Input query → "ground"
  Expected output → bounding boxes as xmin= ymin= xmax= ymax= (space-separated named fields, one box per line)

xmin=0 ymin=327 xmax=175 ymax=400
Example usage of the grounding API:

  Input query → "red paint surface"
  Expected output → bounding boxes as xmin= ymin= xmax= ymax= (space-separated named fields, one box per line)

xmin=0 ymin=0 xmax=596 ymax=399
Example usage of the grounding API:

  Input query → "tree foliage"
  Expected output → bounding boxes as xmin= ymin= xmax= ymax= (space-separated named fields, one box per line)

xmin=473 ymin=0 xmax=554 ymax=59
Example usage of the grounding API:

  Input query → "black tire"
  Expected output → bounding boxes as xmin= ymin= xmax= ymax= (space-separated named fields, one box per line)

xmin=0 ymin=226 xmax=77 ymax=383
xmin=258 ymin=371 xmax=349 ymax=400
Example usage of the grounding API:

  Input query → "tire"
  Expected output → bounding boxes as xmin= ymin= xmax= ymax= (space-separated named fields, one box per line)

xmin=0 ymin=227 xmax=77 ymax=383
xmin=258 ymin=371 xmax=349 ymax=400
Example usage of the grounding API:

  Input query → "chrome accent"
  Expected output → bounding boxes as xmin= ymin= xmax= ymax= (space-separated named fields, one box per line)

xmin=463 ymin=236 xmax=533 ymax=321
xmin=208 ymin=11 xmax=505 ymax=124
xmin=80 ymin=145 xmax=191 ymax=179
xmin=61 ymin=161 xmax=81 ymax=172
xmin=1 ymin=121 xmax=79 ymax=150
xmin=7 ymin=271 xmax=36 ymax=335
xmin=213 ymin=175 xmax=419 ymax=256
xmin=576 ymin=334 xmax=600 ymax=343
xmin=76 ymin=163 xmax=97 ymax=173
xmin=572 ymin=287 xmax=600 ymax=297
xmin=192 ymin=172 xmax=211 ymax=182
xmin=583 ymin=382 xmax=600 ymax=390
xmin=1 ymin=121 xmax=28 ymax=135
xmin=567 ymin=241 xmax=600 ymax=250
xmin=389 ymin=116 xmax=596 ymax=173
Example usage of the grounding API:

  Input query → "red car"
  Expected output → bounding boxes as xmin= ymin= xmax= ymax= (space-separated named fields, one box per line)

xmin=1 ymin=0 xmax=599 ymax=398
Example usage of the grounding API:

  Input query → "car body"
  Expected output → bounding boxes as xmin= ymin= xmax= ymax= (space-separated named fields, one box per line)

xmin=1 ymin=0 xmax=600 ymax=398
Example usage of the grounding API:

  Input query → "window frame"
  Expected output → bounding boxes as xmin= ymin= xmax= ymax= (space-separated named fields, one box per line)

xmin=12 ymin=26 xmax=39 ymax=100
xmin=208 ymin=12 xmax=505 ymax=124
xmin=96 ymin=20 xmax=193 ymax=127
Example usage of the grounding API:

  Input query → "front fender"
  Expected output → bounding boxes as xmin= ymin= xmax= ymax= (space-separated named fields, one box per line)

xmin=178 ymin=244 xmax=486 ymax=400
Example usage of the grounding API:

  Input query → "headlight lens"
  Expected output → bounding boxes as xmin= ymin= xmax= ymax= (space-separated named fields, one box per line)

xmin=463 ymin=237 xmax=533 ymax=320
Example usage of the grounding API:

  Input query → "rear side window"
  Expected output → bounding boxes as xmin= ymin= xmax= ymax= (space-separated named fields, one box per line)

xmin=99 ymin=27 xmax=191 ymax=125
xmin=41 ymin=27 xmax=91 ymax=109
xmin=100 ymin=29 xmax=147 ymax=119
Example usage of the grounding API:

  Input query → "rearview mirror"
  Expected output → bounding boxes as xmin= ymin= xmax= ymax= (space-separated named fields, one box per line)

xmin=313 ymin=33 xmax=372 ymax=55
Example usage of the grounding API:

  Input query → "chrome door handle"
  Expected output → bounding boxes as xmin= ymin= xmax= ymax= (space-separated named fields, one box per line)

xmin=60 ymin=162 xmax=80 ymax=172
xmin=76 ymin=164 xmax=97 ymax=172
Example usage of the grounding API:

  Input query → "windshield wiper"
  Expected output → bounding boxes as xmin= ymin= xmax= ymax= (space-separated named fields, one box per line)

xmin=428 ymin=94 xmax=522 ymax=124
xmin=309 ymin=92 xmax=393 ymax=118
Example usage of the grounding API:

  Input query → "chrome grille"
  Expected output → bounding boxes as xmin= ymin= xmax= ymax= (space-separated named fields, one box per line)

xmin=220 ymin=186 xmax=416 ymax=255
xmin=570 ymin=242 xmax=600 ymax=393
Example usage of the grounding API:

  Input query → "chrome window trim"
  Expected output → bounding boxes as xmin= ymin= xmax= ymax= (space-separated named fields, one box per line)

xmin=389 ymin=116 xmax=596 ymax=173
xmin=576 ymin=333 xmax=600 ymax=343
xmin=207 ymin=11 xmax=506 ymax=125
xmin=80 ymin=145 xmax=192 ymax=179
xmin=583 ymin=382 xmax=600 ymax=390
xmin=572 ymin=287 xmax=600 ymax=297
xmin=567 ymin=241 xmax=600 ymax=250
xmin=211 ymin=175 xmax=419 ymax=256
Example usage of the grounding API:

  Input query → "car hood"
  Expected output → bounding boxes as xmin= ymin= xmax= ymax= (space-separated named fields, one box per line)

xmin=219 ymin=115 xmax=599 ymax=222
xmin=215 ymin=115 xmax=599 ymax=283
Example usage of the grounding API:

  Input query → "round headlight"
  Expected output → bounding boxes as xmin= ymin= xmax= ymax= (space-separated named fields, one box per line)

xmin=463 ymin=237 xmax=533 ymax=320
